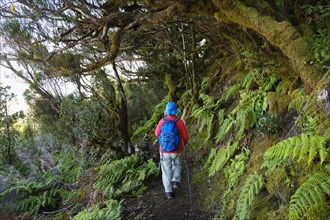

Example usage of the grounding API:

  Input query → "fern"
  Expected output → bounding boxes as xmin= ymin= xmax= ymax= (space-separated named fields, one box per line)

xmin=235 ymin=106 xmax=257 ymax=138
xmin=224 ymin=149 xmax=250 ymax=189
xmin=225 ymin=84 xmax=241 ymax=100
xmin=289 ymin=171 xmax=330 ymax=220
xmin=93 ymin=155 xmax=158 ymax=199
xmin=215 ymin=117 xmax=234 ymax=143
xmin=242 ymin=68 xmax=258 ymax=89
xmin=262 ymin=134 xmax=328 ymax=169
xmin=219 ymin=148 xmax=250 ymax=219
xmin=208 ymin=141 xmax=239 ymax=177
xmin=205 ymin=147 xmax=217 ymax=168
xmin=191 ymin=94 xmax=220 ymax=142
xmin=289 ymin=95 xmax=310 ymax=112
xmin=233 ymin=173 xmax=264 ymax=220
xmin=263 ymin=75 xmax=278 ymax=92
xmin=0 ymin=180 xmax=60 ymax=214
xmin=73 ymin=199 xmax=122 ymax=220
xmin=289 ymin=88 xmax=329 ymax=136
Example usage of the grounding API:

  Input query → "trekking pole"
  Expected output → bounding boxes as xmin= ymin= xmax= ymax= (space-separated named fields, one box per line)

xmin=184 ymin=144 xmax=193 ymax=209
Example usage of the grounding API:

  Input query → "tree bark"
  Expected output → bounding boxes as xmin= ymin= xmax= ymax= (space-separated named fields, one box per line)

xmin=112 ymin=62 xmax=132 ymax=155
xmin=212 ymin=0 xmax=323 ymax=92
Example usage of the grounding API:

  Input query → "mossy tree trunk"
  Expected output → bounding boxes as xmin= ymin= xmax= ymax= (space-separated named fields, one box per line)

xmin=212 ymin=0 xmax=323 ymax=92
xmin=109 ymin=29 xmax=132 ymax=155
xmin=165 ymin=73 xmax=178 ymax=102
xmin=191 ymin=25 xmax=199 ymax=104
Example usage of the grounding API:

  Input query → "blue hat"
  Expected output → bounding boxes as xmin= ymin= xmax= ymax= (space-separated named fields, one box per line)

xmin=164 ymin=102 xmax=178 ymax=115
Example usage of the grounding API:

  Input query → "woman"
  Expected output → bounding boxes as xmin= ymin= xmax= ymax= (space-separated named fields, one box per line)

xmin=154 ymin=102 xmax=189 ymax=199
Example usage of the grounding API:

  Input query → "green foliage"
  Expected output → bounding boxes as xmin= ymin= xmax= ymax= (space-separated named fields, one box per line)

xmin=50 ymin=146 xmax=84 ymax=184
xmin=125 ymin=80 xmax=166 ymax=123
xmin=289 ymin=88 xmax=330 ymax=136
xmin=256 ymin=113 xmax=280 ymax=134
xmin=191 ymin=94 xmax=217 ymax=142
xmin=93 ymin=155 xmax=159 ymax=198
xmin=73 ymin=199 xmax=122 ymax=220
xmin=208 ymin=141 xmax=239 ymax=177
xmin=0 ymin=145 xmax=87 ymax=215
xmin=262 ymin=133 xmax=328 ymax=169
xmin=288 ymin=94 xmax=309 ymax=112
xmin=132 ymin=98 xmax=167 ymax=140
xmin=289 ymin=171 xmax=330 ymax=220
xmin=225 ymin=84 xmax=241 ymax=100
xmin=214 ymin=116 xmax=234 ymax=143
xmin=233 ymin=173 xmax=264 ymax=220
xmin=224 ymin=149 xmax=250 ymax=191
xmin=217 ymin=149 xmax=250 ymax=219
xmin=0 ymin=180 xmax=60 ymax=214
xmin=309 ymin=29 xmax=330 ymax=65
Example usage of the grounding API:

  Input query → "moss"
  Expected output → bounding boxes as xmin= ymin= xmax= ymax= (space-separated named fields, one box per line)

xmin=250 ymin=193 xmax=278 ymax=220
xmin=192 ymin=167 xmax=224 ymax=212
xmin=164 ymin=73 xmax=177 ymax=101
xmin=267 ymin=92 xmax=291 ymax=116
xmin=213 ymin=0 xmax=323 ymax=91
xmin=265 ymin=204 xmax=289 ymax=220
xmin=265 ymin=166 xmax=294 ymax=204
xmin=248 ymin=133 xmax=279 ymax=171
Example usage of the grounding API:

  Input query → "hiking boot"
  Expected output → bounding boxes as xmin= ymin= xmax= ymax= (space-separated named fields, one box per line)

xmin=165 ymin=192 xmax=174 ymax=199
xmin=172 ymin=181 xmax=181 ymax=189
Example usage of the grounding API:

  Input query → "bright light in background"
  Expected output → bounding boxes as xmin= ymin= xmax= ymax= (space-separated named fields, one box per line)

xmin=0 ymin=66 xmax=29 ymax=114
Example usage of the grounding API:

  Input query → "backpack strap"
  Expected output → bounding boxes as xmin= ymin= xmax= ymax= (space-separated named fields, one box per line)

xmin=163 ymin=117 xmax=179 ymax=124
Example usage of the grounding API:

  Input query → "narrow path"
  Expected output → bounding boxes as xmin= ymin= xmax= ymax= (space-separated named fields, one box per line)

xmin=122 ymin=155 xmax=211 ymax=219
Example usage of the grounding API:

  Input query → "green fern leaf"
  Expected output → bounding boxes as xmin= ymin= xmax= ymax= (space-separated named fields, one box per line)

xmin=205 ymin=148 xmax=217 ymax=168
xmin=263 ymin=134 xmax=327 ymax=168
xmin=298 ymin=133 xmax=309 ymax=162
xmin=233 ymin=173 xmax=264 ymax=220
xmin=215 ymin=117 xmax=234 ymax=143
xmin=288 ymin=95 xmax=309 ymax=112
xmin=316 ymin=136 xmax=327 ymax=165
xmin=209 ymin=142 xmax=239 ymax=177
xmin=225 ymin=84 xmax=241 ymax=100
xmin=289 ymin=171 xmax=330 ymax=220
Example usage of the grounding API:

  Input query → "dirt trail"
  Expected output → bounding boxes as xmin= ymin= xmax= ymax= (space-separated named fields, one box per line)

xmin=122 ymin=155 xmax=211 ymax=220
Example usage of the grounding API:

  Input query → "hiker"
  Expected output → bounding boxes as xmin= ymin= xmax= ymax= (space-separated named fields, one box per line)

xmin=154 ymin=102 xmax=189 ymax=199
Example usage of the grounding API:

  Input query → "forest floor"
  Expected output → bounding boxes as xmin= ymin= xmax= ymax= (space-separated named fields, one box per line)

xmin=122 ymin=153 xmax=212 ymax=220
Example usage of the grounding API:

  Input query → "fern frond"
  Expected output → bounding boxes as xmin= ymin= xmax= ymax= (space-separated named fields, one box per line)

xmin=215 ymin=117 xmax=234 ymax=143
xmin=209 ymin=142 xmax=239 ymax=177
xmin=205 ymin=148 xmax=217 ymax=168
xmin=224 ymin=149 xmax=250 ymax=189
xmin=225 ymin=84 xmax=241 ymax=100
xmin=242 ymin=68 xmax=258 ymax=89
xmin=263 ymin=75 xmax=278 ymax=92
xmin=217 ymin=109 xmax=225 ymax=126
xmin=233 ymin=173 xmax=264 ymax=220
xmin=73 ymin=199 xmax=122 ymax=220
xmin=289 ymin=171 xmax=330 ymax=220
xmin=289 ymin=88 xmax=304 ymax=100
xmin=288 ymin=95 xmax=309 ymax=112
xmin=235 ymin=106 xmax=257 ymax=139
xmin=262 ymin=134 xmax=327 ymax=168
xmin=298 ymin=133 xmax=309 ymax=162
xmin=1 ymin=181 xmax=60 ymax=214
xmin=93 ymin=155 xmax=158 ymax=199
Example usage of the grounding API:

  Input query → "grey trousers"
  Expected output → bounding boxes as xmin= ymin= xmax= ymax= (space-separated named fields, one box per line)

xmin=160 ymin=152 xmax=183 ymax=193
